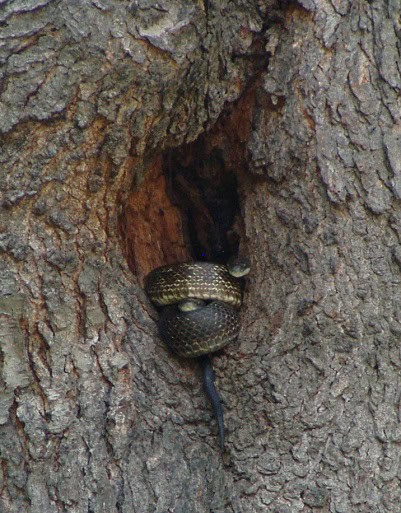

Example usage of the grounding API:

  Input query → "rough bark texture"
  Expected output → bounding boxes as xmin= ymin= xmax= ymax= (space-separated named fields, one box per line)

xmin=1 ymin=1 xmax=401 ymax=512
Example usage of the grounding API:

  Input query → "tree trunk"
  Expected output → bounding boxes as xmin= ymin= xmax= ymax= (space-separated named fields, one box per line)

xmin=1 ymin=1 xmax=400 ymax=512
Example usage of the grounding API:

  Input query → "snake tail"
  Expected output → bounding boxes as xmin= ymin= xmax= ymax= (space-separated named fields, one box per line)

xmin=200 ymin=355 xmax=225 ymax=451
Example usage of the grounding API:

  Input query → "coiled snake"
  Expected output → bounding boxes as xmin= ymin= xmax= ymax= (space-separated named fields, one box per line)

xmin=145 ymin=259 xmax=250 ymax=450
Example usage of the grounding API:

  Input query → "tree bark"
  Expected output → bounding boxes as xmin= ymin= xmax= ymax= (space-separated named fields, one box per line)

xmin=1 ymin=1 xmax=401 ymax=513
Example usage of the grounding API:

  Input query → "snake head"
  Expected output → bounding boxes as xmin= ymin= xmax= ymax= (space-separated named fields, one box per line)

xmin=178 ymin=298 xmax=206 ymax=312
xmin=227 ymin=256 xmax=251 ymax=278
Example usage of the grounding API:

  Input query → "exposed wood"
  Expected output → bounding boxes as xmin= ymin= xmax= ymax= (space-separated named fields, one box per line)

xmin=123 ymin=158 xmax=190 ymax=282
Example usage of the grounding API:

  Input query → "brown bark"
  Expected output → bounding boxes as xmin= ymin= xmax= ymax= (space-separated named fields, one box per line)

xmin=1 ymin=1 xmax=401 ymax=512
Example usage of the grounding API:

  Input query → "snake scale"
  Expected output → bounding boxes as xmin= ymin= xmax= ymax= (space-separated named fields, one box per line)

xmin=145 ymin=260 xmax=250 ymax=450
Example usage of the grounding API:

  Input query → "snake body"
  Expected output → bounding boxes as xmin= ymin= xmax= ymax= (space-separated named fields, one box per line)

xmin=145 ymin=262 xmax=242 ymax=307
xmin=145 ymin=262 xmax=243 ymax=357
xmin=158 ymin=301 xmax=239 ymax=357
xmin=145 ymin=260 xmax=248 ymax=450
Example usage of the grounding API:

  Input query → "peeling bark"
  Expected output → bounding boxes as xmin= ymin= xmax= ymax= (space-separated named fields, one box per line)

xmin=1 ymin=1 xmax=401 ymax=512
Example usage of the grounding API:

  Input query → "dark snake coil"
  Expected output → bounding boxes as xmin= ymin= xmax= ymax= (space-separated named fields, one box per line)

xmin=144 ymin=262 xmax=242 ymax=357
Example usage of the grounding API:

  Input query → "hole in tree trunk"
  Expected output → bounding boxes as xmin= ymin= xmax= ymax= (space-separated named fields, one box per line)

xmin=121 ymin=86 xmax=255 ymax=282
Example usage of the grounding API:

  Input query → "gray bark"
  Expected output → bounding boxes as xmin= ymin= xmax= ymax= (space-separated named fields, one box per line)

xmin=1 ymin=1 xmax=401 ymax=512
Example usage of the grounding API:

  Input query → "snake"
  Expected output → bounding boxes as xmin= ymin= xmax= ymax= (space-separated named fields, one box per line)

xmin=145 ymin=259 xmax=250 ymax=450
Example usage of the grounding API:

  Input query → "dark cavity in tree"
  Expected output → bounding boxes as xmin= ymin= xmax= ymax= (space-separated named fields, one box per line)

xmin=164 ymin=141 xmax=241 ymax=264
xmin=121 ymin=90 xmax=253 ymax=279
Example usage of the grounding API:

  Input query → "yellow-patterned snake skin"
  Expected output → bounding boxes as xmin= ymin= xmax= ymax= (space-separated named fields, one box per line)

xmin=145 ymin=262 xmax=243 ymax=357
